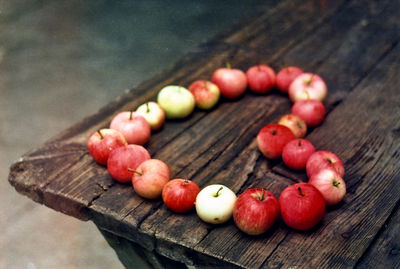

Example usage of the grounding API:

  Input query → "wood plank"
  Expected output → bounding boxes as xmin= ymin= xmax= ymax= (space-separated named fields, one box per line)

xmin=261 ymin=43 xmax=400 ymax=268
xmin=356 ymin=205 xmax=400 ymax=268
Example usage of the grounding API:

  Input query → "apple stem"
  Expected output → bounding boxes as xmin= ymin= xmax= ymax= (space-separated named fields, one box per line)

xmin=305 ymin=74 xmax=315 ymax=86
xmin=333 ymin=180 xmax=341 ymax=187
xmin=271 ymin=129 xmax=277 ymax=136
xmin=297 ymin=140 xmax=302 ymax=147
xmin=259 ymin=188 xmax=266 ymax=201
xmin=203 ymin=81 xmax=208 ymax=89
xmin=97 ymin=130 xmax=104 ymax=139
xmin=298 ymin=187 xmax=305 ymax=197
xmin=146 ymin=102 xmax=150 ymax=113
xmin=129 ymin=111 xmax=133 ymax=120
xmin=214 ymin=186 xmax=224 ymax=197
xmin=226 ymin=62 xmax=231 ymax=69
xmin=127 ymin=168 xmax=142 ymax=176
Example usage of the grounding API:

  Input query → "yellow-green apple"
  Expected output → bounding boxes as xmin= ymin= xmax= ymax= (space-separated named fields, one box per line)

xmin=291 ymin=99 xmax=326 ymax=127
xmin=279 ymin=182 xmax=326 ymax=231
xmin=278 ymin=113 xmax=307 ymax=138
xmin=195 ymin=184 xmax=237 ymax=224
xmin=246 ymin=64 xmax=276 ymax=94
xmin=257 ymin=124 xmax=296 ymax=159
xmin=157 ymin=85 xmax=195 ymax=119
xmin=162 ymin=179 xmax=200 ymax=213
xmin=136 ymin=102 xmax=165 ymax=131
xmin=288 ymin=73 xmax=327 ymax=102
xmin=131 ymin=159 xmax=170 ymax=199
xmin=188 ymin=80 xmax=220 ymax=110
xmin=306 ymin=150 xmax=345 ymax=178
xmin=88 ymin=128 xmax=127 ymax=165
xmin=107 ymin=145 xmax=150 ymax=183
xmin=282 ymin=139 xmax=315 ymax=170
xmin=211 ymin=65 xmax=247 ymax=99
xmin=233 ymin=188 xmax=280 ymax=235
xmin=276 ymin=66 xmax=303 ymax=93
xmin=110 ymin=111 xmax=151 ymax=145
xmin=309 ymin=169 xmax=346 ymax=206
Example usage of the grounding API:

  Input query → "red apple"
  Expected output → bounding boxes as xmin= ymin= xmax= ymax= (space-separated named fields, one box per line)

xmin=288 ymin=73 xmax=327 ymax=102
xmin=211 ymin=65 xmax=248 ymax=99
xmin=110 ymin=111 xmax=151 ymax=145
xmin=257 ymin=124 xmax=296 ymax=159
xmin=188 ymin=80 xmax=220 ymax=110
xmin=292 ymin=99 xmax=326 ymax=127
xmin=107 ymin=145 xmax=151 ymax=183
xmin=131 ymin=159 xmax=170 ymax=199
xmin=306 ymin=150 xmax=345 ymax=178
xmin=276 ymin=66 xmax=303 ymax=93
xmin=88 ymin=128 xmax=127 ymax=165
xmin=162 ymin=179 xmax=200 ymax=213
xmin=136 ymin=102 xmax=166 ymax=131
xmin=282 ymin=139 xmax=316 ymax=170
xmin=278 ymin=113 xmax=307 ymax=138
xmin=246 ymin=64 xmax=276 ymax=94
xmin=279 ymin=182 xmax=326 ymax=231
xmin=233 ymin=188 xmax=280 ymax=235
xmin=309 ymin=169 xmax=346 ymax=206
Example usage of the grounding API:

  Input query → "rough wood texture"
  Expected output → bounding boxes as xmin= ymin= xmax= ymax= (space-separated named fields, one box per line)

xmin=8 ymin=0 xmax=400 ymax=268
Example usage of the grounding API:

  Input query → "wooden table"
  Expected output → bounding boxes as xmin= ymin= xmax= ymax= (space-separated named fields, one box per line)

xmin=8 ymin=0 xmax=400 ymax=268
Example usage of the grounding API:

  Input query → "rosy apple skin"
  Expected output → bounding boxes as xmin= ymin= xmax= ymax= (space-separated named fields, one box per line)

xmin=278 ymin=113 xmax=307 ymax=138
xmin=211 ymin=67 xmax=248 ymax=99
xmin=162 ymin=179 xmax=200 ymax=213
xmin=188 ymin=80 xmax=220 ymax=110
xmin=107 ymin=145 xmax=151 ymax=183
xmin=257 ymin=124 xmax=296 ymax=159
xmin=292 ymin=99 xmax=326 ymax=127
xmin=276 ymin=66 xmax=303 ymax=93
xmin=282 ymin=139 xmax=316 ymax=170
xmin=131 ymin=159 xmax=170 ymax=199
xmin=288 ymin=73 xmax=327 ymax=102
xmin=279 ymin=182 xmax=326 ymax=231
xmin=136 ymin=102 xmax=166 ymax=131
xmin=246 ymin=64 xmax=276 ymax=94
xmin=309 ymin=169 xmax=346 ymax=206
xmin=233 ymin=188 xmax=280 ymax=235
xmin=88 ymin=129 xmax=128 ymax=165
xmin=110 ymin=111 xmax=151 ymax=145
xmin=195 ymin=184 xmax=237 ymax=224
xmin=306 ymin=150 xmax=345 ymax=179
xmin=157 ymin=85 xmax=195 ymax=119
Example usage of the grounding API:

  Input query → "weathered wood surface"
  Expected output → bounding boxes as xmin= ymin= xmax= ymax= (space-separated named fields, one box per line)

xmin=8 ymin=0 xmax=400 ymax=268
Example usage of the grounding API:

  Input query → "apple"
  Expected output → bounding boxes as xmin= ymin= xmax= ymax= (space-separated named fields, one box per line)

xmin=162 ymin=178 xmax=200 ymax=213
xmin=107 ymin=145 xmax=151 ymax=183
xmin=279 ymin=182 xmax=326 ymax=231
xmin=282 ymin=139 xmax=315 ymax=170
xmin=309 ymin=169 xmax=346 ymax=206
xmin=276 ymin=66 xmax=303 ymax=93
xmin=188 ymin=80 xmax=220 ymax=110
xmin=288 ymin=73 xmax=327 ymax=102
xmin=278 ymin=113 xmax=307 ymax=138
xmin=131 ymin=159 xmax=170 ymax=199
xmin=211 ymin=65 xmax=248 ymax=99
xmin=136 ymin=102 xmax=166 ymax=131
xmin=88 ymin=128 xmax=127 ymax=165
xmin=233 ymin=188 xmax=280 ymax=235
xmin=257 ymin=124 xmax=296 ymax=159
xmin=110 ymin=111 xmax=151 ymax=145
xmin=292 ymin=99 xmax=326 ymax=127
xmin=306 ymin=150 xmax=345 ymax=178
xmin=195 ymin=184 xmax=237 ymax=224
xmin=157 ymin=85 xmax=195 ymax=119
xmin=246 ymin=64 xmax=276 ymax=94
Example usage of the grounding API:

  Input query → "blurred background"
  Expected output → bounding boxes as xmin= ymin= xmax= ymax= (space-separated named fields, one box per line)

xmin=0 ymin=0 xmax=266 ymax=268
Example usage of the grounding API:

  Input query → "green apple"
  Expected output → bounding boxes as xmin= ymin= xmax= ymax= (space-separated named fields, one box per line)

xmin=157 ymin=85 xmax=195 ymax=119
